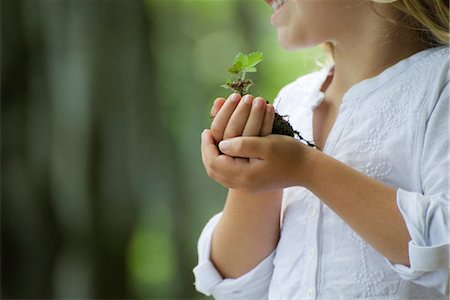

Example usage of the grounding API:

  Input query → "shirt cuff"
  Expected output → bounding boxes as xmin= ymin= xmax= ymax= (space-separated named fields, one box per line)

xmin=194 ymin=251 xmax=275 ymax=299
xmin=385 ymin=189 xmax=449 ymax=295
xmin=385 ymin=241 xmax=448 ymax=276
xmin=193 ymin=260 xmax=224 ymax=296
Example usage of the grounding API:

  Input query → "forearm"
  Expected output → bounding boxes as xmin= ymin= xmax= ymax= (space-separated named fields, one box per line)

xmin=211 ymin=188 xmax=282 ymax=278
xmin=303 ymin=152 xmax=411 ymax=265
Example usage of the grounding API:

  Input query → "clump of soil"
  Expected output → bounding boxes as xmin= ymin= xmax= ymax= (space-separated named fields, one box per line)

xmin=272 ymin=112 xmax=319 ymax=149
xmin=272 ymin=112 xmax=295 ymax=136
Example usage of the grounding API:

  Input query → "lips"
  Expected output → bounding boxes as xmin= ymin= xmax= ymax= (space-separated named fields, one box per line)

xmin=265 ymin=0 xmax=288 ymax=12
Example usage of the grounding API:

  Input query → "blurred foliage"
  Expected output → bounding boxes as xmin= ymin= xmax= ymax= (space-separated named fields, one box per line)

xmin=1 ymin=0 xmax=322 ymax=299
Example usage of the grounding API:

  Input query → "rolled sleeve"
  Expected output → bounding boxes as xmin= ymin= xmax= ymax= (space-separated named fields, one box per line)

xmin=193 ymin=213 xmax=275 ymax=299
xmin=386 ymin=189 xmax=449 ymax=295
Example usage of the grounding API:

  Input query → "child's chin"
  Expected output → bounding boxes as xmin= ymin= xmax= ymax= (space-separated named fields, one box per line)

xmin=278 ymin=31 xmax=319 ymax=51
xmin=277 ymin=33 xmax=306 ymax=51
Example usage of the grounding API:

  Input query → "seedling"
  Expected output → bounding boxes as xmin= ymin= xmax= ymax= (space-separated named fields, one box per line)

xmin=221 ymin=51 xmax=263 ymax=95
xmin=221 ymin=51 xmax=319 ymax=149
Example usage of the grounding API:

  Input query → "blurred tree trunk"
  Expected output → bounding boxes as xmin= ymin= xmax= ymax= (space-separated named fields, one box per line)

xmin=1 ymin=0 xmax=61 ymax=297
xmin=2 ymin=0 xmax=180 ymax=298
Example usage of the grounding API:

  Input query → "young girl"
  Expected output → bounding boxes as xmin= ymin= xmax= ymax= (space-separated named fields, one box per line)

xmin=194 ymin=0 xmax=449 ymax=299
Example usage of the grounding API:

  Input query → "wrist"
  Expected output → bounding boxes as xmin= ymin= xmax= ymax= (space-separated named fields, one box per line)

xmin=294 ymin=144 xmax=323 ymax=189
xmin=228 ymin=188 xmax=283 ymax=203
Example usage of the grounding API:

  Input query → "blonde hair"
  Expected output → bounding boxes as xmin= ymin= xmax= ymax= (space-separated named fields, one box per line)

xmin=322 ymin=0 xmax=449 ymax=59
xmin=372 ymin=0 xmax=449 ymax=46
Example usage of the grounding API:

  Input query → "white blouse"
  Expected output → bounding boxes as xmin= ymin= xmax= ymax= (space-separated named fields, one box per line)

xmin=194 ymin=46 xmax=449 ymax=300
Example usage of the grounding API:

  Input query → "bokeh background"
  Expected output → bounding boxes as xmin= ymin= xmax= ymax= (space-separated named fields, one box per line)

xmin=2 ymin=0 xmax=323 ymax=299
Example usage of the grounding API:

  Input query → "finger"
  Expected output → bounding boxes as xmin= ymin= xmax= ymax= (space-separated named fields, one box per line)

xmin=223 ymin=94 xmax=254 ymax=139
xmin=201 ymin=129 xmax=246 ymax=185
xmin=201 ymin=129 xmax=220 ymax=164
xmin=210 ymin=97 xmax=226 ymax=119
xmin=260 ymin=104 xmax=275 ymax=136
xmin=242 ymin=97 xmax=266 ymax=136
xmin=211 ymin=93 xmax=241 ymax=142
xmin=218 ymin=136 xmax=268 ymax=159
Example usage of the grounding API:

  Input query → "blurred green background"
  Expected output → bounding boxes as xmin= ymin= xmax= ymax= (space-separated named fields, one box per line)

xmin=1 ymin=0 xmax=322 ymax=299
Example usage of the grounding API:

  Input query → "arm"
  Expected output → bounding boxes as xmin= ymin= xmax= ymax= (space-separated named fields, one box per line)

xmin=194 ymin=208 xmax=278 ymax=299
xmin=211 ymin=186 xmax=282 ymax=278
xmin=195 ymin=94 xmax=281 ymax=298
xmin=304 ymin=152 xmax=410 ymax=265
xmin=205 ymin=93 xmax=281 ymax=278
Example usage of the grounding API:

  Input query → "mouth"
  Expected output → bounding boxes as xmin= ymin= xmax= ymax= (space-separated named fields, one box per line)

xmin=265 ymin=0 xmax=288 ymax=12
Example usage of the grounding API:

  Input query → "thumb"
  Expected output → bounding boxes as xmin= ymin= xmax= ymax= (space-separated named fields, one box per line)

xmin=218 ymin=136 xmax=266 ymax=158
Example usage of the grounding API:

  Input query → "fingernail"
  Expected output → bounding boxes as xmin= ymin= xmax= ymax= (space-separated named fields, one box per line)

xmin=243 ymin=95 xmax=253 ymax=104
xmin=229 ymin=93 xmax=240 ymax=102
xmin=218 ymin=140 xmax=231 ymax=152
xmin=254 ymin=98 xmax=264 ymax=107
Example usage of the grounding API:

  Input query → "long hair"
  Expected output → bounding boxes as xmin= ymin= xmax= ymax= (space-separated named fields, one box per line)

xmin=322 ymin=0 xmax=449 ymax=60
xmin=373 ymin=0 xmax=449 ymax=46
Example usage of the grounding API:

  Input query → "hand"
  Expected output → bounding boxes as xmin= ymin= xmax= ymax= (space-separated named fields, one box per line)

xmin=201 ymin=130 xmax=318 ymax=192
xmin=209 ymin=93 xmax=275 ymax=143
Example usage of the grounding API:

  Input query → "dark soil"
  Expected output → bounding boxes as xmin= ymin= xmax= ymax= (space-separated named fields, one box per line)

xmin=272 ymin=112 xmax=320 ymax=150
xmin=272 ymin=112 xmax=295 ymax=137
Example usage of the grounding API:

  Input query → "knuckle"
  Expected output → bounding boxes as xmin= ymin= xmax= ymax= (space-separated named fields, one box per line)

xmin=235 ymin=139 xmax=250 ymax=153
xmin=224 ymin=128 xmax=240 ymax=139
xmin=210 ymin=126 xmax=222 ymax=141
xmin=234 ymin=140 xmax=245 ymax=153
xmin=210 ymin=121 xmax=219 ymax=131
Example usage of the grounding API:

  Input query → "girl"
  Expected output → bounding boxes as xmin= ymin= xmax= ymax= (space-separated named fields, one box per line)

xmin=195 ymin=0 xmax=449 ymax=299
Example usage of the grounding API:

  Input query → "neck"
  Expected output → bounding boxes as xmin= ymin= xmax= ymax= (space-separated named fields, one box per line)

xmin=325 ymin=15 xmax=430 ymax=103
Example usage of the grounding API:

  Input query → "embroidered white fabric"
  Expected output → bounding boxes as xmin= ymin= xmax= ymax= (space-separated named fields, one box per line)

xmin=193 ymin=46 xmax=449 ymax=299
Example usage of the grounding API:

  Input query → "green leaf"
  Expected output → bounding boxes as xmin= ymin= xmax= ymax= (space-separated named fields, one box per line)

xmin=234 ymin=52 xmax=263 ymax=69
xmin=227 ymin=61 xmax=243 ymax=74
xmin=227 ymin=52 xmax=263 ymax=75
xmin=246 ymin=51 xmax=263 ymax=69
xmin=234 ymin=52 xmax=248 ymax=66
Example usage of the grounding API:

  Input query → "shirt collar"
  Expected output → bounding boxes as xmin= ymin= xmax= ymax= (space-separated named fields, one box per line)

xmin=309 ymin=63 xmax=334 ymax=111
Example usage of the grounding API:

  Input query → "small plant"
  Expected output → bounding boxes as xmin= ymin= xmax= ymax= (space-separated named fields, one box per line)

xmin=221 ymin=51 xmax=263 ymax=95
xmin=221 ymin=51 xmax=319 ymax=149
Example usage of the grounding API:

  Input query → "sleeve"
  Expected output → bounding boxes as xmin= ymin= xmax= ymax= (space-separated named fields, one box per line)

xmin=386 ymin=83 xmax=449 ymax=296
xmin=193 ymin=213 xmax=276 ymax=299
